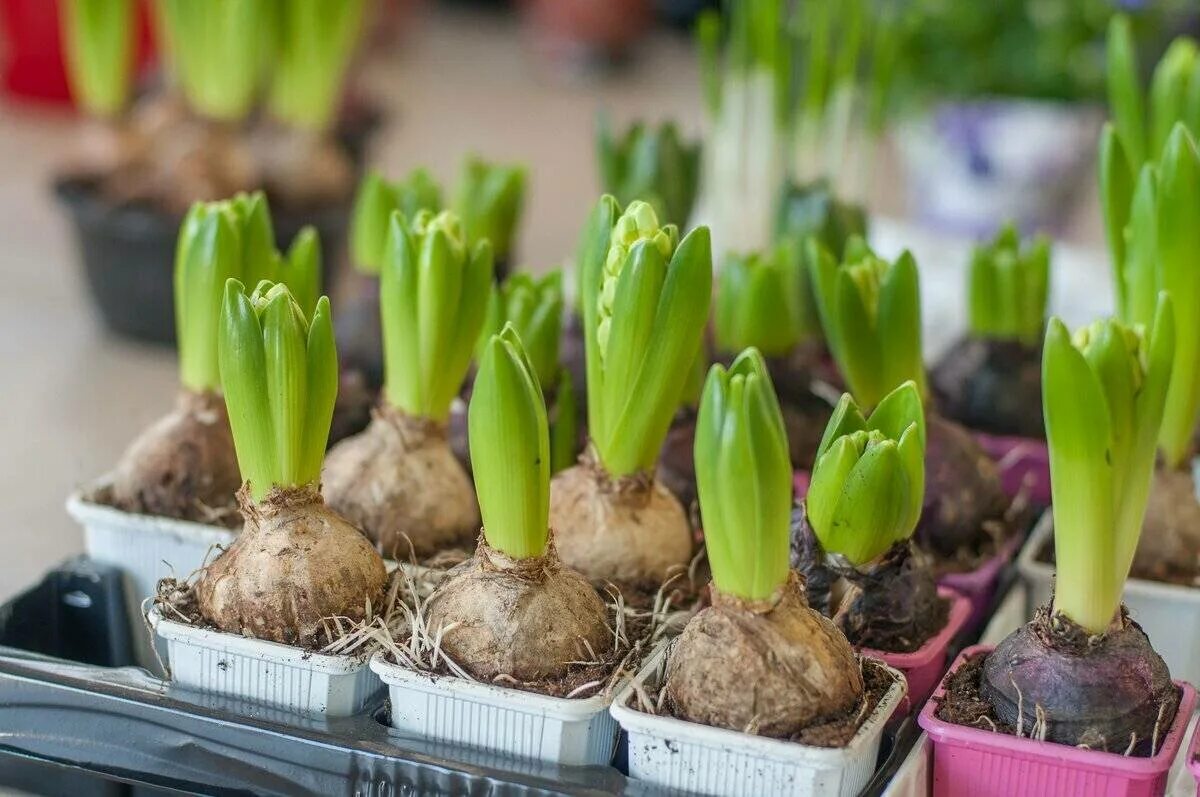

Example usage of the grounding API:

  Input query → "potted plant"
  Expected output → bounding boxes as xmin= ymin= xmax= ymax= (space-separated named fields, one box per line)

xmin=548 ymin=197 xmax=711 ymax=596
xmin=921 ymin=302 xmax=1195 ymax=795
xmin=792 ymin=382 xmax=971 ymax=708
xmin=371 ymin=325 xmax=628 ymax=764
xmin=930 ymin=224 xmax=1051 ymax=504
xmin=808 ymin=238 xmax=1021 ymax=628
xmin=67 ymin=193 xmax=320 ymax=670
xmin=53 ymin=0 xmax=370 ymax=343
xmin=323 ymin=209 xmax=489 ymax=563
xmin=152 ymin=279 xmax=388 ymax=717
xmin=610 ymin=349 xmax=907 ymax=796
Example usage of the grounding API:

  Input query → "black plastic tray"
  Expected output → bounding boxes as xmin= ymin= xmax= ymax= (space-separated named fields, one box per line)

xmin=0 ymin=558 xmax=919 ymax=796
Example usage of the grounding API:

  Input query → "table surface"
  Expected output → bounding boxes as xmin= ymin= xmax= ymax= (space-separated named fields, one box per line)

xmin=0 ymin=6 xmax=1110 ymax=602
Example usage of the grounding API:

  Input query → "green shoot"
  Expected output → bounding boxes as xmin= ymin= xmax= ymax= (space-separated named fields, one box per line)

xmin=774 ymin=179 xmax=869 ymax=259
xmin=477 ymin=271 xmax=563 ymax=391
xmin=1107 ymin=15 xmax=1147 ymax=169
xmin=156 ymin=0 xmax=272 ymax=122
xmin=1148 ymin=39 xmax=1198 ymax=161
xmin=596 ymin=116 xmax=702 ymax=227
xmin=680 ymin=347 xmax=709 ymax=410
xmin=218 ymin=280 xmax=338 ymax=501
xmin=454 ymin=157 xmax=526 ymax=262
xmin=268 ymin=0 xmax=367 ymax=132
xmin=350 ymin=169 xmax=444 ymax=274
xmin=715 ymin=238 xmax=817 ymax=357
xmin=1043 ymin=298 xmax=1174 ymax=634
xmin=694 ymin=348 xmax=792 ymax=601
xmin=807 ymin=381 xmax=925 ymax=566
xmin=966 ymin=224 xmax=1050 ymax=344
xmin=60 ymin=0 xmax=135 ymax=118
xmin=809 ymin=236 xmax=926 ymax=409
xmin=470 ymin=325 xmax=550 ymax=560
xmin=579 ymin=198 xmax=713 ymax=477
xmin=176 ymin=204 xmax=241 ymax=392
xmin=380 ymin=210 xmax=493 ymax=423
xmin=550 ymin=368 xmax=579 ymax=474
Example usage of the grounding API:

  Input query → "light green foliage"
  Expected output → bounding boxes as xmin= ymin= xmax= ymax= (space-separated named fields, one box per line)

xmin=694 ymin=349 xmax=792 ymax=601
xmin=715 ymin=238 xmax=817 ymax=357
xmin=596 ymin=116 xmax=702 ymax=227
xmin=60 ymin=0 xmax=135 ymax=117
xmin=809 ymin=236 xmax=926 ymax=408
xmin=268 ymin=0 xmax=367 ymax=131
xmin=454 ymin=157 xmax=526 ymax=261
xmin=350 ymin=169 xmax=444 ymax=274
xmin=380 ymin=210 xmax=493 ymax=422
xmin=470 ymin=326 xmax=550 ymax=560
xmin=806 ymin=382 xmax=925 ymax=566
xmin=967 ymin=224 xmax=1051 ymax=344
xmin=577 ymin=198 xmax=712 ymax=477
xmin=1044 ymin=300 xmax=1174 ymax=634
xmin=478 ymin=271 xmax=563 ymax=390
xmin=218 ymin=280 xmax=338 ymax=501
xmin=176 ymin=204 xmax=241 ymax=392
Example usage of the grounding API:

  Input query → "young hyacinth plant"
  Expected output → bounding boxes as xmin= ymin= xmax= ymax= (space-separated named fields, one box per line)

xmin=454 ymin=157 xmax=527 ymax=273
xmin=663 ymin=348 xmax=865 ymax=737
xmin=196 ymin=279 xmax=386 ymax=646
xmin=967 ymin=224 xmax=1050 ymax=346
xmin=549 ymin=197 xmax=712 ymax=587
xmin=979 ymin=300 xmax=1180 ymax=751
xmin=350 ymin=169 xmax=444 ymax=274
xmin=60 ymin=0 xmax=135 ymax=120
xmin=809 ymin=237 xmax=1012 ymax=564
xmin=422 ymin=326 xmax=612 ymax=683
xmin=324 ymin=210 xmax=491 ymax=560
xmin=596 ymin=116 xmax=702 ymax=227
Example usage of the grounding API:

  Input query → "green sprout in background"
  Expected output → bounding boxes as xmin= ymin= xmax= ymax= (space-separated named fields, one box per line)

xmin=809 ymin=236 xmax=926 ymax=409
xmin=60 ymin=0 xmax=136 ymax=118
xmin=218 ymin=280 xmax=339 ymax=501
xmin=469 ymin=326 xmax=551 ymax=560
xmin=350 ymin=169 xmax=444 ymax=274
xmin=578 ymin=198 xmax=712 ymax=477
xmin=694 ymin=348 xmax=792 ymax=601
xmin=714 ymin=238 xmax=819 ymax=357
xmin=806 ymin=382 xmax=925 ymax=566
xmin=454 ymin=157 xmax=527 ymax=265
xmin=774 ymin=179 xmax=869 ymax=261
xmin=1042 ymin=299 xmax=1174 ymax=634
xmin=596 ymin=115 xmax=702 ymax=227
xmin=967 ymin=224 xmax=1050 ymax=345
xmin=268 ymin=0 xmax=368 ymax=132
xmin=381 ymin=210 xmax=493 ymax=423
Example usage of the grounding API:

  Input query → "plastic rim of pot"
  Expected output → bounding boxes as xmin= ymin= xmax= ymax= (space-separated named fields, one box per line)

xmin=609 ymin=645 xmax=907 ymax=797
xmin=937 ymin=532 xmax=1023 ymax=635
xmin=369 ymin=651 xmax=622 ymax=766
xmin=1019 ymin=510 xmax=1200 ymax=692
xmin=149 ymin=608 xmax=381 ymax=718
xmin=881 ymin=733 xmax=931 ymax=797
xmin=1186 ymin=710 xmax=1200 ymax=795
xmin=975 ymin=431 xmax=1050 ymax=506
xmin=862 ymin=587 xmax=971 ymax=713
xmin=66 ymin=488 xmax=235 ymax=673
xmin=918 ymin=644 xmax=1196 ymax=797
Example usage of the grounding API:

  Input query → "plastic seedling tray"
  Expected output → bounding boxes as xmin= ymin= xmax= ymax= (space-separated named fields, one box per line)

xmin=609 ymin=645 xmax=907 ymax=796
xmin=938 ymin=532 xmax=1023 ymax=635
xmin=151 ymin=609 xmax=381 ymax=718
xmin=1019 ymin=511 xmax=1200 ymax=691
xmin=67 ymin=488 xmax=236 ymax=673
xmin=919 ymin=645 xmax=1196 ymax=797
xmin=975 ymin=432 xmax=1050 ymax=506
xmin=371 ymin=652 xmax=621 ymax=765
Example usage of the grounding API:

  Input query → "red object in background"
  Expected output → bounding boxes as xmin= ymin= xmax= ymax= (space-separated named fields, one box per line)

xmin=1 ymin=0 xmax=156 ymax=107
xmin=521 ymin=0 xmax=652 ymax=55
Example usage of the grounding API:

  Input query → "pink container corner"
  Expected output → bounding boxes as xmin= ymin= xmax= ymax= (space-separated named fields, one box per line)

xmin=938 ymin=532 xmax=1022 ymax=635
xmin=863 ymin=587 xmax=971 ymax=714
xmin=976 ymin=432 xmax=1050 ymax=507
xmin=919 ymin=644 xmax=1197 ymax=797
xmin=1187 ymin=709 xmax=1200 ymax=796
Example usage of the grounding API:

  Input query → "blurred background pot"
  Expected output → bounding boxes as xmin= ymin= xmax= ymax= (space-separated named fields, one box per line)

xmin=521 ymin=0 xmax=652 ymax=65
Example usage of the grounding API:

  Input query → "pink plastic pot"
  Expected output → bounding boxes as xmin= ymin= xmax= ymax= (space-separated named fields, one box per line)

xmin=976 ymin=432 xmax=1050 ymax=507
xmin=919 ymin=644 xmax=1197 ymax=797
xmin=938 ymin=532 xmax=1022 ymax=635
xmin=863 ymin=587 xmax=971 ymax=713
xmin=1187 ymin=713 xmax=1200 ymax=796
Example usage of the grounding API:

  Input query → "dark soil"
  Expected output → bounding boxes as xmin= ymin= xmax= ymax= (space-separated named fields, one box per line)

xmin=931 ymin=336 xmax=1044 ymax=439
xmin=1036 ymin=532 xmax=1200 ymax=588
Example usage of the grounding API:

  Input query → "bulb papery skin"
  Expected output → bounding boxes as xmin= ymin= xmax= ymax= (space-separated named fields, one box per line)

xmin=424 ymin=537 xmax=612 ymax=682
xmin=323 ymin=405 xmax=479 ymax=560
xmin=664 ymin=574 xmax=864 ymax=738
xmin=196 ymin=485 xmax=388 ymax=646
xmin=548 ymin=460 xmax=692 ymax=588
xmin=109 ymin=389 xmax=240 ymax=522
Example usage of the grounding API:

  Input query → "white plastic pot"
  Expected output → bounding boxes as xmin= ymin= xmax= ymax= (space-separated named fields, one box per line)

xmin=609 ymin=646 xmax=907 ymax=796
xmin=882 ymin=734 xmax=931 ymax=797
xmin=67 ymin=489 xmax=236 ymax=672
xmin=1018 ymin=511 xmax=1200 ymax=690
xmin=369 ymin=652 xmax=620 ymax=765
xmin=149 ymin=608 xmax=381 ymax=717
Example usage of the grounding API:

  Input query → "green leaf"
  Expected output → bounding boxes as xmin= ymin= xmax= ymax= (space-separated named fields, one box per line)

xmin=261 ymin=285 xmax=309 ymax=490
xmin=1123 ymin=164 xmax=1159 ymax=329
xmin=177 ymin=206 xmax=241 ymax=392
xmin=1106 ymin=15 xmax=1146 ymax=169
xmin=832 ymin=266 xmax=884 ymax=406
xmin=217 ymin=279 xmax=273 ymax=498
xmin=827 ymin=440 xmax=910 ymax=566
xmin=60 ymin=0 xmax=134 ymax=117
xmin=877 ymin=250 xmax=926 ymax=399
xmin=1149 ymin=39 xmax=1198 ymax=159
xmin=350 ymin=172 xmax=399 ymax=273
xmin=696 ymin=10 xmax=723 ymax=117
xmin=268 ymin=0 xmax=367 ymax=131
xmin=806 ymin=434 xmax=861 ymax=549
xmin=302 ymin=296 xmax=338 ymax=485
xmin=577 ymin=196 xmax=621 ymax=444
xmin=550 ymin=367 xmax=579 ymax=474
xmin=381 ymin=213 xmax=422 ymax=413
xmin=815 ymin=392 xmax=868 ymax=461
xmin=1099 ymin=126 xmax=1135 ymax=320
xmin=454 ymin=157 xmax=527 ymax=260
xmin=282 ymin=226 xmax=321 ymax=318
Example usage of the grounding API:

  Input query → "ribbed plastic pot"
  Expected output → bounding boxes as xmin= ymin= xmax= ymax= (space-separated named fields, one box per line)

xmin=863 ymin=587 xmax=971 ymax=713
xmin=882 ymin=733 xmax=931 ymax=797
xmin=150 ymin=609 xmax=381 ymax=717
xmin=1186 ymin=714 xmax=1200 ymax=796
xmin=369 ymin=652 xmax=621 ymax=765
xmin=976 ymin=432 xmax=1050 ymax=506
xmin=1019 ymin=511 xmax=1200 ymax=693
xmin=66 ymin=488 xmax=235 ymax=673
xmin=918 ymin=645 xmax=1196 ymax=797
xmin=938 ymin=533 xmax=1023 ymax=635
xmin=609 ymin=645 xmax=907 ymax=796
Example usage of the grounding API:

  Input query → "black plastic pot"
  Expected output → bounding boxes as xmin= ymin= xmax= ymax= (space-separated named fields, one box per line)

xmin=53 ymin=178 xmax=353 ymax=345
